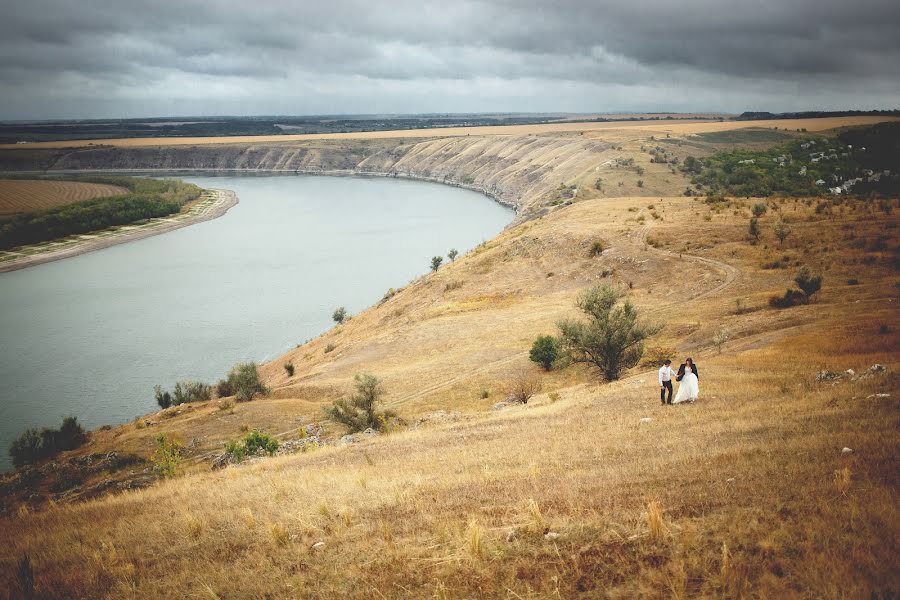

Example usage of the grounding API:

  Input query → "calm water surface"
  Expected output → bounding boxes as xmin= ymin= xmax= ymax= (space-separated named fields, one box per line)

xmin=0 ymin=175 xmax=512 ymax=470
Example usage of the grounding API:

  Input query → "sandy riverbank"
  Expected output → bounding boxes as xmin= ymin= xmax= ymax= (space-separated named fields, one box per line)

xmin=0 ymin=188 xmax=238 ymax=273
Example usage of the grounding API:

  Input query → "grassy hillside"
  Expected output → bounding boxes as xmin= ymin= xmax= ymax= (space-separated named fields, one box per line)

xmin=0 ymin=118 xmax=898 ymax=597
xmin=2 ymin=190 xmax=897 ymax=597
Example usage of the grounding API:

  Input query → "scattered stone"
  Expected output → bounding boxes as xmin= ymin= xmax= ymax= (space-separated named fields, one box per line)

xmin=815 ymin=371 xmax=841 ymax=382
xmin=726 ymin=478 xmax=736 ymax=483
xmin=640 ymin=417 xmax=652 ymax=424
xmin=362 ymin=427 xmax=379 ymax=438
xmin=492 ymin=398 xmax=516 ymax=411
xmin=544 ymin=531 xmax=561 ymax=541
xmin=845 ymin=369 xmax=856 ymax=378
xmin=855 ymin=364 xmax=886 ymax=381
xmin=278 ymin=437 xmax=321 ymax=455
xmin=876 ymin=393 xmax=891 ymax=398
xmin=311 ymin=541 xmax=326 ymax=551
xmin=340 ymin=434 xmax=358 ymax=445
xmin=304 ymin=423 xmax=324 ymax=438
xmin=842 ymin=447 xmax=853 ymax=455
xmin=211 ymin=452 xmax=234 ymax=470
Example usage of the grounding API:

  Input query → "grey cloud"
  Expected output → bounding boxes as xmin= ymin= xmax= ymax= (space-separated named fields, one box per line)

xmin=0 ymin=0 xmax=898 ymax=119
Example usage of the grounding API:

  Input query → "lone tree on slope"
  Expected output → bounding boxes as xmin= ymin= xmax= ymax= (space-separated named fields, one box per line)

xmin=323 ymin=373 xmax=397 ymax=433
xmin=557 ymin=284 xmax=661 ymax=381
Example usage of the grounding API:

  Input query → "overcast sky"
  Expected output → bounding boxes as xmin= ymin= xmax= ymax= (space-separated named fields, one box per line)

xmin=1 ymin=0 xmax=899 ymax=120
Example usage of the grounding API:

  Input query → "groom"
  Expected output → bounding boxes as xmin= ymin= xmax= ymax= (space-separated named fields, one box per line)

xmin=658 ymin=359 xmax=675 ymax=404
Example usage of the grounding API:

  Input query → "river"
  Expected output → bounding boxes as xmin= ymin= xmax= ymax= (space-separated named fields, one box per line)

xmin=0 ymin=174 xmax=513 ymax=471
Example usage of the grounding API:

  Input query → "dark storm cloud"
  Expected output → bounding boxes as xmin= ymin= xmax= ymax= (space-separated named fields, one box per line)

xmin=0 ymin=0 xmax=898 ymax=119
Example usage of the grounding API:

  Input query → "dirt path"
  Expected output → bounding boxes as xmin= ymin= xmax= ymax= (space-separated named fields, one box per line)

xmin=0 ymin=189 xmax=238 ymax=273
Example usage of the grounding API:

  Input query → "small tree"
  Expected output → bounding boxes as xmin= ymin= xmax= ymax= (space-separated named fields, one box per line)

xmin=557 ymin=285 xmax=661 ymax=381
xmin=772 ymin=219 xmax=792 ymax=245
xmin=588 ymin=240 xmax=604 ymax=257
xmin=751 ymin=203 xmax=768 ymax=217
xmin=637 ymin=180 xmax=644 ymax=188
xmin=529 ymin=335 xmax=560 ymax=371
xmin=284 ymin=362 xmax=295 ymax=377
xmin=323 ymin=373 xmax=397 ymax=433
xmin=794 ymin=266 xmax=823 ymax=302
xmin=8 ymin=428 xmax=43 ymax=468
xmin=332 ymin=306 xmax=348 ymax=324
xmin=712 ymin=328 xmax=730 ymax=354
xmin=507 ymin=369 xmax=541 ymax=404
xmin=154 ymin=385 xmax=173 ymax=409
xmin=431 ymin=256 xmax=443 ymax=272
xmin=448 ymin=248 xmax=459 ymax=262
xmin=748 ymin=217 xmax=760 ymax=243
xmin=152 ymin=434 xmax=182 ymax=478
xmin=55 ymin=416 xmax=87 ymax=451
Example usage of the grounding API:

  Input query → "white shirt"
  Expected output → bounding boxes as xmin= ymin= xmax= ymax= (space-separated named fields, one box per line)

xmin=659 ymin=365 xmax=675 ymax=385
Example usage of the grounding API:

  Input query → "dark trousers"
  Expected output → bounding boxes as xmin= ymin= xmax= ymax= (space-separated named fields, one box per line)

xmin=661 ymin=380 xmax=673 ymax=404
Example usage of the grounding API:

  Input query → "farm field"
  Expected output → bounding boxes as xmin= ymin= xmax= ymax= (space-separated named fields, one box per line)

xmin=1 ymin=115 xmax=897 ymax=150
xmin=0 ymin=179 xmax=127 ymax=216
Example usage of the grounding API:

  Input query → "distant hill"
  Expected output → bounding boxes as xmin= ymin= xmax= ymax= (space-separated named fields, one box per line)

xmin=736 ymin=109 xmax=900 ymax=121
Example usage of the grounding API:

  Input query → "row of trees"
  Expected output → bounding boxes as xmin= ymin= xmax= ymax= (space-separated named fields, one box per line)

xmin=0 ymin=177 xmax=201 ymax=250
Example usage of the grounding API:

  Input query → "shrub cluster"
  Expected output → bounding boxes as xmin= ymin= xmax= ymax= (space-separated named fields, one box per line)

xmin=216 ymin=362 xmax=269 ymax=402
xmin=8 ymin=416 xmax=87 ymax=468
xmin=225 ymin=430 xmax=279 ymax=463
xmin=155 ymin=381 xmax=211 ymax=409
xmin=769 ymin=267 xmax=823 ymax=308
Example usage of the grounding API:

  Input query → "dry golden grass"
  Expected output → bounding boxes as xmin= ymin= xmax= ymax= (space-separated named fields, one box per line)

xmin=1 ymin=186 xmax=897 ymax=597
xmin=0 ymin=179 xmax=127 ymax=215
xmin=1 ymin=115 xmax=896 ymax=149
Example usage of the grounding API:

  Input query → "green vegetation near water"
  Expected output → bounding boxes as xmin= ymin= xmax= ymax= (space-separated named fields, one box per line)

xmin=683 ymin=122 xmax=900 ymax=198
xmin=0 ymin=176 xmax=202 ymax=250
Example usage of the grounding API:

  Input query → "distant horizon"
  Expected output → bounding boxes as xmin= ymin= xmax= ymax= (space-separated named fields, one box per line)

xmin=3 ymin=108 xmax=900 ymax=125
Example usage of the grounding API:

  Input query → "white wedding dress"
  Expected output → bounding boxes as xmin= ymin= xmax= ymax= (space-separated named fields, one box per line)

xmin=673 ymin=366 xmax=699 ymax=404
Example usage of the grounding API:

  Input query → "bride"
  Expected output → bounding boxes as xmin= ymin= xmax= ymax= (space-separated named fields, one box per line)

xmin=673 ymin=357 xmax=699 ymax=404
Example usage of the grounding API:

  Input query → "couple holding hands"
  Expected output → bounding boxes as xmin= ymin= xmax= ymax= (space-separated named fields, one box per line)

xmin=658 ymin=358 xmax=699 ymax=405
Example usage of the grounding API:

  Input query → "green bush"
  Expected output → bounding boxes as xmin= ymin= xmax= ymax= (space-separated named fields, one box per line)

xmin=8 ymin=429 xmax=43 ymax=468
xmin=448 ymin=248 xmax=459 ymax=262
xmin=794 ymin=266 xmax=823 ymax=301
xmin=323 ymin=373 xmax=397 ymax=433
xmin=529 ymin=335 xmax=560 ymax=371
xmin=220 ymin=362 xmax=269 ymax=402
xmin=284 ymin=362 xmax=295 ymax=377
xmin=332 ymin=307 xmax=348 ymax=324
xmin=152 ymin=434 xmax=182 ymax=478
xmin=588 ymin=241 xmax=604 ymax=257
xmin=8 ymin=416 xmax=87 ymax=468
xmin=225 ymin=430 xmax=279 ymax=463
xmin=751 ymin=203 xmax=768 ymax=217
xmin=769 ymin=288 xmax=807 ymax=309
xmin=431 ymin=256 xmax=443 ymax=272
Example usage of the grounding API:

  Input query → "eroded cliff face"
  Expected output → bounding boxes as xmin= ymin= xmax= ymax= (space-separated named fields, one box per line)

xmin=0 ymin=134 xmax=613 ymax=217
